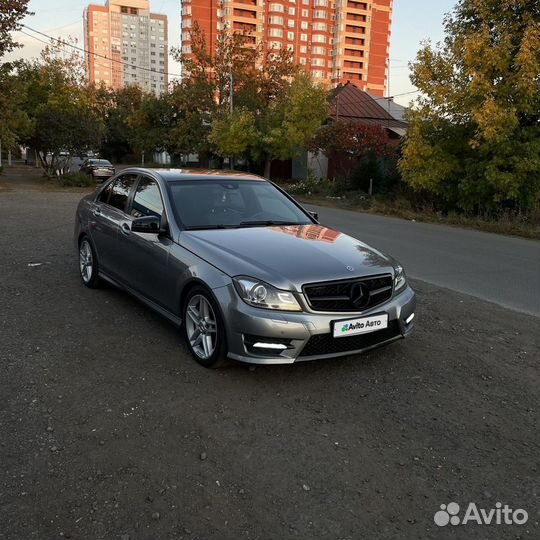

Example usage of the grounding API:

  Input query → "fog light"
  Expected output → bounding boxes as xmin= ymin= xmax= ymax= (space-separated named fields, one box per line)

xmin=405 ymin=313 xmax=415 ymax=325
xmin=253 ymin=342 xmax=288 ymax=350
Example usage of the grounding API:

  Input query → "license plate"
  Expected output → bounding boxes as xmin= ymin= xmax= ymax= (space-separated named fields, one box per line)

xmin=333 ymin=313 xmax=388 ymax=338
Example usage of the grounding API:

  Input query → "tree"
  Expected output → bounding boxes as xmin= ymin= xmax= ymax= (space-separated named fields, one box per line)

xmin=309 ymin=120 xmax=392 ymax=183
xmin=209 ymin=108 xmax=258 ymax=161
xmin=34 ymin=102 xmax=104 ymax=175
xmin=173 ymin=26 xmax=328 ymax=174
xmin=127 ymin=92 xmax=169 ymax=164
xmin=256 ymin=73 xmax=329 ymax=177
xmin=98 ymin=86 xmax=145 ymax=162
xmin=0 ymin=62 xmax=31 ymax=152
xmin=0 ymin=0 xmax=32 ymax=58
xmin=14 ymin=41 xmax=104 ymax=174
xmin=400 ymin=0 xmax=540 ymax=214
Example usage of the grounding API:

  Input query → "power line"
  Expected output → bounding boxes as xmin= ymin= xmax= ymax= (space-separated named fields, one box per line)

xmin=20 ymin=23 xmax=418 ymax=96
xmin=386 ymin=89 xmax=421 ymax=99
xmin=20 ymin=23 xmax=182 ymax=80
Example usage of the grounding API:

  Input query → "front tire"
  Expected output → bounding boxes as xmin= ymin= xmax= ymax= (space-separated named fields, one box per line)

xmin=78 ymin=237 xmax=100 ymax=289
xmin=183 ymin=286 xmax=228 ymax=368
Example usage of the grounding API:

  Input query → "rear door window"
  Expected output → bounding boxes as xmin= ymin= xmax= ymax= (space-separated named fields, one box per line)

xmin=108 ymin=174 xmax=138 ymax=212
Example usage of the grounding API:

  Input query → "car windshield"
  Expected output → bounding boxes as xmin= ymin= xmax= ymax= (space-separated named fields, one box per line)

xmin=168 ymin=179 xmax=312 ymax=230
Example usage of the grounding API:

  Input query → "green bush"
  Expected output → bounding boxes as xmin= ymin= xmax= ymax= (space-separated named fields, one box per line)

xmin=58 ymin=172 xmax=94 ymax=188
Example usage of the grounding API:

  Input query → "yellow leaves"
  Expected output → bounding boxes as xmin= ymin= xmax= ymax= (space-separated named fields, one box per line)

xmin=471 ymin=96 xmax=518 ymax=145
xmin=400 ymin=116 xmax=460 ymax=193
xmin=515 ymin=22 xmax=540 ymax=105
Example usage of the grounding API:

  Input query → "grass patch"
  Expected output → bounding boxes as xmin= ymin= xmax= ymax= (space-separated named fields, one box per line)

xmin=56 ymin=172 xmax=95 ymax=188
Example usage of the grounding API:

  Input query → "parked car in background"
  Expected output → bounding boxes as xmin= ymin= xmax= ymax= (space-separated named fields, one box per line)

xmin=79 ymin=159 xmax=115 ymax=182
xmin=74 ymin=169 xmax=416 ymax=368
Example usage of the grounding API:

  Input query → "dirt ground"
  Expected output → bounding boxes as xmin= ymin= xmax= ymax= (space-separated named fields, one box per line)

xmin=0 ymin=183 xmax=538 ymax=540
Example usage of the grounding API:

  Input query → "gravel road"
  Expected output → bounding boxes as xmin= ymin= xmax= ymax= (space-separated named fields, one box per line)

xmin=0 ymin=188 xmax=538 ymax=540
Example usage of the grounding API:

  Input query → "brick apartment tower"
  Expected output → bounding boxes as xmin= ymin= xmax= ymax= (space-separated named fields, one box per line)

xmin=180 ymin=0 xmax=392 ymax=96
xmin=84 ymin=0 xmax=168 ymax=95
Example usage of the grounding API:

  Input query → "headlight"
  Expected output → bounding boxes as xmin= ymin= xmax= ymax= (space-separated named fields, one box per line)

xmin=233 ymin=277 xmax=302 ymax=311
xmin=394 ymin=264 xmax=407 ymax=292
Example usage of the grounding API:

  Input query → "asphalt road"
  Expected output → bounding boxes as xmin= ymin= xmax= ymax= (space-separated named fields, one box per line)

xmin=308 ymin=204 xmax=540 ymax=317
xmin=1 ymin=187 xmax=539 ymax=540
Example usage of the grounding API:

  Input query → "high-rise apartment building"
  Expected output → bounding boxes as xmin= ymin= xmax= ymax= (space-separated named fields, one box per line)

xmin=84 ymin=0 xmax=168 ymax=95
xmin=180 ymin=0 xmax=392 ymax=96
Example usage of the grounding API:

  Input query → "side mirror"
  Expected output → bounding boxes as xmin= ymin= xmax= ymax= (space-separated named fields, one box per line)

xmin=308 ymin=210 xmax=319 ymax=222
xmin=131 ymin=215 xmax=161 ymax=233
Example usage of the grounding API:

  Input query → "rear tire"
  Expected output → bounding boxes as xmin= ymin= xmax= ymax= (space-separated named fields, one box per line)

xmin=78 ymin=237 xmax=100 ymax=289
xmin=183 ymin=286 xmax=228 ymax=368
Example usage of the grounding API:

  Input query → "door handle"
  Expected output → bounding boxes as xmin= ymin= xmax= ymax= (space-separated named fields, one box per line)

xmin=92 ymin=208 xmax=101 ymax=217
xmin=121 ymin=223 xmax=131 ymax=236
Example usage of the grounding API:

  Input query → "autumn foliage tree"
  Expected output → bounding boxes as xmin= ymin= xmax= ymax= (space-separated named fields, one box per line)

xmin=400 ymin=0 xmax=540 ymax=215
xmin=309 ymin=120 xmax=392 ymax=184
xmin=174 ymin=25 xmax=328 ymax=173
xmin=0 ymin=0 xmax=31 ymax=58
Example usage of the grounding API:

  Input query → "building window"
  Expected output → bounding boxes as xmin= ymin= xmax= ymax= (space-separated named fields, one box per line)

xmin=288 ymin=7 xmax=295 ymax=15
xmin=269 ymin=3 xmax=284 ymax=12
xmin=313 ymin=22 xmax=327 ymax=31
xmin=121 ymin=6 xmax=128 ymax=13
xmin=269 ymin=16 xmax=283 ymax=24
xmin=314 ymin=10 xmax=327 ymax=19
xmin=269 ymin=28 xmax=284 ymax=37
xmin=300 ymin=45 xmax=307 ymax=53
xmin=312 ymin=34 xmax=326 ymax=43
xmin=301 ymin=21 xmax=308 ymax=29
xmin=300 ymin=33 xmax=308 ymax=41
xmin=312 ymin=70 xmax=324 ymax=78
xmin=300 ymin=57 xmax=307 ymax=64
xmin=288 ymin=20 xmax=295 ymax=27
xmin=301 ymin=9 xmax=308 ymax=17
xmin=312 ymin=46 xmax=325 ymax=55
xmin=287 ymin=31 xmax=294 ymax=40
xmin=311 ymin=58 xmax=325 ymax=66
xmin=314 ymin=0 xmax=328 ymax=5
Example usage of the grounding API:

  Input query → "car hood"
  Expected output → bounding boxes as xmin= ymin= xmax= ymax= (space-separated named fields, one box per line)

xmin=179 ymin=224 xmax=396 ymax=291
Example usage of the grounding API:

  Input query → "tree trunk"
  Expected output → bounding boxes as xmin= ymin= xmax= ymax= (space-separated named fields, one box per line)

xmin=264 ymin=158 xmax=271 ymax=179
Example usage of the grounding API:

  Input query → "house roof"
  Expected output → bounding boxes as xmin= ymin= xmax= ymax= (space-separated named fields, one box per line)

xmin=329 ymin=83 xmax=408 ymax=133
xmin=370 ymin=95 xmax=408 ymax=122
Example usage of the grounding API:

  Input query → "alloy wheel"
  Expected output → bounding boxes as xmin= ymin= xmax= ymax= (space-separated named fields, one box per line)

xmin=79 ymin=240 xmax=93 ymax=283
xmin=185 ymin=294 xmax=218 ymax=360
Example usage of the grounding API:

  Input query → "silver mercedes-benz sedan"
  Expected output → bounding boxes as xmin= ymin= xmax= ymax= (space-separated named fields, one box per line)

xmin=74 ymin=168 xmax=416 ymax=367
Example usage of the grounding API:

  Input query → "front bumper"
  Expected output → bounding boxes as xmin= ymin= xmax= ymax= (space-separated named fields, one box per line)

xmin=213 ymin=283 xmax=416 ymax=364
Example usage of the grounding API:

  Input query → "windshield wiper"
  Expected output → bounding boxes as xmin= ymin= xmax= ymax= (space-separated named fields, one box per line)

xmin=184 ymin=224 xmax=238 ymax=230
xmin=237 ymin=220 xmax=306 ymax=228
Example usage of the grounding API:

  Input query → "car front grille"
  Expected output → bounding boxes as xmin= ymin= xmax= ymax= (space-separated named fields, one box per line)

xmin=303 ymin=274 xmax=393 ymax=312
xmin=299 ymin=320 xmax=400 ymax=357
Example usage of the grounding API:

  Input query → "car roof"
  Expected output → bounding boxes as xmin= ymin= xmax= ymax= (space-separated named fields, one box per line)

xmin=121 ymin=168 xmax=266 ymax=182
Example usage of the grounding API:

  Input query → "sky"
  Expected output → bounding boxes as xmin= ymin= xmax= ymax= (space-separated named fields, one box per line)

xmin=6 ymin=0 xmax=456 ymax=106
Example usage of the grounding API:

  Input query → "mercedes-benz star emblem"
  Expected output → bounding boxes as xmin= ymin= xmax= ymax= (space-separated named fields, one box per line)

xmin=350 ymin=282 xmax=370 ymax=309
